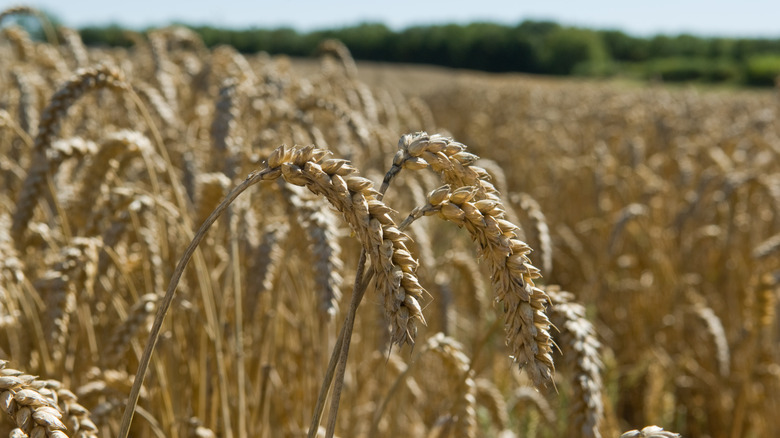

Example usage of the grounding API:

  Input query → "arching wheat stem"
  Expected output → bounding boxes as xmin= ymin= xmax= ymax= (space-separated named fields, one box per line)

xmin=121 ymin=144 xmax=426 ymax=437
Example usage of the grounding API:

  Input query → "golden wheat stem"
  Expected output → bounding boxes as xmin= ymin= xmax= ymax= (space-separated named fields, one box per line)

xmin=308 ymin=268 xmax=373 ymax=438
xmin=118 ymin=171 xmax=256 ymax=438
xmin=324 ymin=252 xmax=368 ymax=438
xmin=123 ymin=145 xmax=425 ymax=437
xmin=228 ymin=203 xmax=248 ymax=438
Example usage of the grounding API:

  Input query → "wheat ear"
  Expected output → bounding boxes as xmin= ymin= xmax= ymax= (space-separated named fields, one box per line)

xmin=12 ymin=65 xmax=128 ymax=239
xmin=547 ymin=286 xmax=605 ymax=438
xmin=59 ymin=27 xmax=89 ymax=69
xmin=281 ymin=184 xmax=344 ymax=318
xmin=2 ymin=26 xmax=33 ymax=62
xmin=11 ymin=69 xmax=40 ymax=137
xmin=0 ymin=5 xmax=58 ymax=44
xmin=424 ymin=333 xmax=477 ymax=438
xmin=385 ymin=133 xmax=554 ymax=387
xmin=474 ymin=378 xmax=510 ymax=432
xmin=512 ymin=192 xmax=553 ymax=275
xmin=1 ymin=360 xmax=98 ymax=438
xmin=120 ymin=144 xmax=426 ymax=437
xmin=34 ymin=237 xmax=100 ymax=367
xmin=403 ymin=184 xmax=555 ymax=387
xmin=105 ymin=294 xmax=159 ymax=367
xmin=317 ymin=39 xmax=358 ymax=79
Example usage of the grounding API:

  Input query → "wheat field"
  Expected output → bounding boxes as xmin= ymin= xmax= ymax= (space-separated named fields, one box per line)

xmin=1 ymin=7 xmax=779 ymax=438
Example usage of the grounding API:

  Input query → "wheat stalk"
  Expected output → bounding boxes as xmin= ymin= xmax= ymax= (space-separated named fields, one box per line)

xmin=120 ymin=144 xmax=426 ymax=436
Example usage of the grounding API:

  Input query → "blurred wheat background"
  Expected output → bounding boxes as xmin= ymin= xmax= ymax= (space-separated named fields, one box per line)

xmin=0 ymin=6 xmax=779 ymax=438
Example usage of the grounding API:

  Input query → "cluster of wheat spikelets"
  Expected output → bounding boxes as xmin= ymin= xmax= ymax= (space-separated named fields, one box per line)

xmin=3 ymin=5 xmax=777 ymax=438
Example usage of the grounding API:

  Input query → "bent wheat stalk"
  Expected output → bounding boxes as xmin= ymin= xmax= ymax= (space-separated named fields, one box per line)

xmin=119 ymin=144 xmax=426 ymax=438
xmin=12 ymin=66 xmax=128 ymax=239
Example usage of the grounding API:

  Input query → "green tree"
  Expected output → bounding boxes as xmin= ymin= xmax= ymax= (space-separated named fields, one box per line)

xmin=602 ymin=30 xmax=649 ymax=61
xmin=543 ymin=27 xmax=609 ymax=75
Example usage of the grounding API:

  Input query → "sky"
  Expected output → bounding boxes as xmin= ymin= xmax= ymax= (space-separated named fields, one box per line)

xmin=3 ymin=0 xmax=780 ymax=38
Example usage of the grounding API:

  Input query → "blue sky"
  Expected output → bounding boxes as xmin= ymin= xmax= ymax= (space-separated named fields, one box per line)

xmin=3 ymin=0 xmax=780 ymax=37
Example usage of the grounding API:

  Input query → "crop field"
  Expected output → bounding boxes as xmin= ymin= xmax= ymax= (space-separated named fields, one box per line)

xmin=1 ymin=8 xmax=779 ymax=438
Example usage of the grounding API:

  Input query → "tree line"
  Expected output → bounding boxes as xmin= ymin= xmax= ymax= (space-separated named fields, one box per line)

xmin=76 ymin=21 xmax=780 ymax=86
